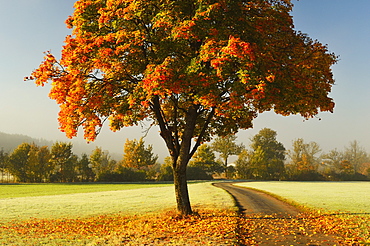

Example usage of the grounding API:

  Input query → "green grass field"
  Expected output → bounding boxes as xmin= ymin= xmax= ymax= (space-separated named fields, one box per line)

xmin=0 ymin=182 xmax=174 ymax=199
xmin=236 ymin=181 xmax=370 ymax=213
xmin=2 ymin=181 xmax=369 ymax=220
xmin=0 ymin=182 xmax=234 ymax=222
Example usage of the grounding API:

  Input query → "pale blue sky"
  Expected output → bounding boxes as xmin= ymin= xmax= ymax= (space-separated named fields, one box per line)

xmin=0 ymin=0 xmax=369 ymax=159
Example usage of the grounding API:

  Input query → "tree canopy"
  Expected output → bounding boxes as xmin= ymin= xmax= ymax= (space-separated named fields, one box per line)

xmin=29 ymin=0 xmax=337 ymax=215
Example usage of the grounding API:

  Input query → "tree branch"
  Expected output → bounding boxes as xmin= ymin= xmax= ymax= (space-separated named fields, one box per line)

xmin=150 ymin=96 xmax=178 ymax=159
xmin=189 ymin=107 xmax=215 ymax=158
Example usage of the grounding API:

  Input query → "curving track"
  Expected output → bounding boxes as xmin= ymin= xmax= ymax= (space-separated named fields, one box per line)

xmin=213 ymin=182 xmax=342 ymax=245
xmin=213 ymin=182 xmax=300 ymax=216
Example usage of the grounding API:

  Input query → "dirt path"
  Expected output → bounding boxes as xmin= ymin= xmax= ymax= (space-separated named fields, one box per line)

xmin=213 ymin=182 xmax=300 ymax=216
xmin=214 ymin=182 xmax=342 ymax=246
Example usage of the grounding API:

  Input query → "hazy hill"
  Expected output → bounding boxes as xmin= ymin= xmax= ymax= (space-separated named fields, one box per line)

xmin=0 ymin=131 xmax=122 ymax=160
xmin=0 ymin=132 xmax=53 ymax=152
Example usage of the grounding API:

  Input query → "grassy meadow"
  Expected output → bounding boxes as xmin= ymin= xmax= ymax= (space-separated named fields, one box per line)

xmin=235 ymin=181 xmax=370 ymax=213
xmin=0 ymin=182 xmax=234 ymax=222
xmin=0 ymin=183 xmax=174 ymax=199
xmin=1 ymin=181 xmax=369 ymax=245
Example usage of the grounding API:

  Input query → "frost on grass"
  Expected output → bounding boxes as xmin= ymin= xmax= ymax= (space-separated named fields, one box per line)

xmin=0 ymin=182 xmax=233 ymax=221
xmin=236 ymin=181 xmax=370 ymax=213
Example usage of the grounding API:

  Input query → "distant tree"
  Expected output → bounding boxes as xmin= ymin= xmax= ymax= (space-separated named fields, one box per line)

xmin=0 ymin=149 xmax=9 ymax=182
xmin=38 ymin=146 xmax=54 ymax=181
xmin=249 ymin=128 xmax=285 ymax=179
xmin=235 ymin=149 xmax=253 ymax=179
xmin=50 ymin=142 xmax=77 ymax=182
xmin=288 ymin=139 xmax=321 ymax=171
xmin=189 ymin=144 xmax=223 ymax=175
xmin=321 ymin=146 xmax=370 ymax=181
xmin=321 ymin=149 xmax=343 ymax=173
xmin=187 ymin=166 xmax=213 ymax=180
xmin=343 ymin=140 xmax=368 ymax=173
xmin=225 ymin=165 xmax=237 ymax=180
xmin=145 ymin=162 xmax=162 ymax=181
xmin=76 ymin=153 xmax=95 ymax=182
xmin=211 ymin=135 xmax=244 ymax=169
xmin=28 ymin=145 xmax=53 ymax=182
xmin=121 ymin=138 xmax=158 ymax=170
xmin=249 ymin=146 xmax=269 ymax=179
xmin=26 ymin=144 xmax=40 ymax=182
xmin=100 ymin=166 xmax=146 ymax=182
xmin=90 ymin=147 xmax=116 ymax=180
xmin=7 ymin=143 xmax=54 ymax=183
xmin=287 ymin=138 xmax=322 ymax=180
xmin=358 ymin=162 xmax=370 ymax=177
xmin=157 ymin=157 xmax=174 ymax=181
xmin=236 ymin=129 xmax=285 ymax=180
xmin=338 ymin=160 xmax=355 ymax=175
xmin=30 ymin=0 xmax=337 ymax=214
xmin=158 ymin=156 xmax=213 ymax=181
xmin=8 ymin=143 xmax=32 ymax=182
xmin=366 ymin=167 xmax=370 ymax=178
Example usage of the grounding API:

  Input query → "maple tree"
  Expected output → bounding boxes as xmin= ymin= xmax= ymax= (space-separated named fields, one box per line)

xmin=29 ymin=0 xmax=336 ymax=214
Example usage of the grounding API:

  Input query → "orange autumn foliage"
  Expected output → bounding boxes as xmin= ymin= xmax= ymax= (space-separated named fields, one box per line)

xmin=29 ymin=0 xmax=336 ymax=142
xmin=28 ymin=0 xmax=337 ymax=215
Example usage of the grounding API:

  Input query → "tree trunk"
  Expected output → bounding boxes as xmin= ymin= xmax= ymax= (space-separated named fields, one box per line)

xmin=173 ymin=163 xmax=192 ymax=215
xmin=171 ymin=107 xmax=200 ymax=215
xmin=152 ymin=99 xmax=204 ymax=215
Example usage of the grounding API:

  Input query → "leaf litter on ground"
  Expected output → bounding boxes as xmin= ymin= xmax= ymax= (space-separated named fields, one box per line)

xmin=1 ymin=209 xmax=369 ymax=245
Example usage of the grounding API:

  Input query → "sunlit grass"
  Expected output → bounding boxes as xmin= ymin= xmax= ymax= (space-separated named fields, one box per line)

xmin=0 ymin=182 xmax=173 ymax=199
xmin=0 ymin=182 xmax=234 ymax=222
xmin=235 ymin=181 xmax=370 ymax=213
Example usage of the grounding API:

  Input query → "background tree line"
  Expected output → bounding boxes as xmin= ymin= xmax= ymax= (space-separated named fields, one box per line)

xmin=0 ymin=136 xmax=220 ymax=183
xmin=0 ymin=138 xmax=157 ymax=183
xmin=235 ymin=128 xmax=370 ymax=181
xmin=1 ymin=129 xmax=369 ymax=183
